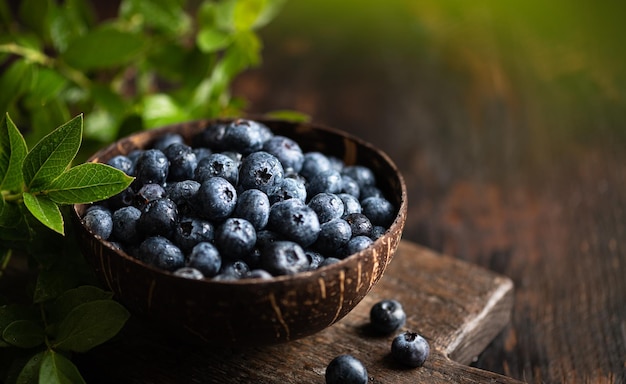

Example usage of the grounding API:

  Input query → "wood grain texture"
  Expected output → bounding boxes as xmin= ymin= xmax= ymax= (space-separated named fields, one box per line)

xmin=76 ymin=241 xmax=519 ymax=383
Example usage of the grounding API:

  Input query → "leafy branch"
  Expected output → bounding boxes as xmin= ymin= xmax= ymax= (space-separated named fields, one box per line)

xmin=0 ymin=113 xmax=133 ymax=383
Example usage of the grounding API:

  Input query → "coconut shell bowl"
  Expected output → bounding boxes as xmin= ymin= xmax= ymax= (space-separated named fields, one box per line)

xmin=72 ymin=118 xmax=407 ymax=347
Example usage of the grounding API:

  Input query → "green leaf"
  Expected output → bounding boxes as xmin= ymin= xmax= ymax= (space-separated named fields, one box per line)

xmin=0 ymin=114 xmax=28 ymax=192
xmin=120 ymin=0 xmax=191 ymax=36
xmin=22 ymin=114 xmax=82 ymax=191
xmin=250 ymin=0 xmax=287 ymax=29
xmin=46 ymin=286 xmax=113 ymax=325
xmin=0 ymin=305 xmax=40 ymax=348
xmin=39 ymin=350 xmax=86 ymax=384
xmin=52 ymin=300 xmax=129 ymax=353
xmin=233 ymin=0 xmax=266 ymax=31
xmin=19 ymin=0 xmax=51 ymax=39
xmin=0 ymin=59 xmax=35 ymax=115
xmin=46 ymin=163 xmax=133 ymax=204
xmin=22 ymin=193 xmax=64 ymax=235
xmin=197 ymin=27 xmax=233 ymax=53
xmin=142 ymin=94 xmax=188 ymax=129
xmin=62 ymin=25 xmax=144 ymax=70
xmin=27 ymin=68 xmax=68 ymax=105
xmin=2 ymin=320 xmax=45 ymax=349
xmin=48 ymin=0 xmax=92 ymax=53
xmin=16 ymin=351 xmax=45 ymax=384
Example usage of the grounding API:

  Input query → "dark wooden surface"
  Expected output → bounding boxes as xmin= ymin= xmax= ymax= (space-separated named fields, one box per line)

xmin=229 ymin=2 xmax=626 ymax=383
xmin=76 ymin=241 xmax=520 ymax=383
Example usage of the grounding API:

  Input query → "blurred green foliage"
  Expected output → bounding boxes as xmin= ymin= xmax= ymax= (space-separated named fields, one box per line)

xmin=0 ymin=0 xmax=286 ymax=158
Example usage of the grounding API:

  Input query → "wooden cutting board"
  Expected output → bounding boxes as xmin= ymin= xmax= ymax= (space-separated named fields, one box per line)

xmin=76 ymin=241 xmax=523 ymax=383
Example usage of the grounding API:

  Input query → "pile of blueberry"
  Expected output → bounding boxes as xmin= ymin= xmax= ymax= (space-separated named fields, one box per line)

xmin=82 ymin=119 xmax=397 ymax=280
xmin=325 ymin=299 xmax=430 ymax=384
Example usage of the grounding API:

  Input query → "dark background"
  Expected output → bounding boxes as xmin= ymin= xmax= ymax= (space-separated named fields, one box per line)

xmin=232 ymin=1 xmax=626 ymax=383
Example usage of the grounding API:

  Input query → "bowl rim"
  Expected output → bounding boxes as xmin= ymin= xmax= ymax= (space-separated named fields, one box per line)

xmin=72 ymin=117 xmax=408 ymax=286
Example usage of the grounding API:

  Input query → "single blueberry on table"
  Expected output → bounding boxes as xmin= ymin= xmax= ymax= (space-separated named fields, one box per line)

xmin=233 ymin=189 xmax=270 ymax=230
xmin=163 ymin=142 xmax=197 ymax=182
xmin=215 ymin=218 xmax=257 ymax=261
xmin=138 ymin=197 xmax=178 ymax=238
xmin=370 ymin=299 xmax=406 ymax=334
xmin=262 ymin=135 xmax=304 ymax=173
xmin=138 ymin=236 xmax=185 ymax=272
xmin=111 ymin=206 xmax=142 ymax=243
xmin=174 ymin=216 xmax=215 ymax=253
xmin=134 ymin=149 xmax=169 ymax=187
xmin=261 ymin=240 xmax=309 ymax=276
xmin=187 ymin=242 xmax=222 ymax=277
xmin=325 ymin=354 xmax=368 ymax=384
xmin=238 ymin=151 xmax=284 ymax=194
xmin=361 ymin=196 xmax=396 ymax=227
xmin=314 ymin=218 xmax=352 ymax=257
xmin=391 ymin=331 xmax=430 ymax=368
xmin=268 ymin=199 xmax=320 ymax=247
xmin=308 ymin=192 xmax=344 ymax=223
xmin=197 ymin=177 xmax=237 ymax=221
xmin=194 ymin=153 xmax=239 ymax=186
xmin=82 ymin=205 xmax=113 ymax=240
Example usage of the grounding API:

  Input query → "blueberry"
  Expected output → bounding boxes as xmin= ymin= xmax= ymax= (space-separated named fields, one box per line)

xmin=215 ymin=218 xmax=257 ymax=261
xmin=187 ymin=242 xmax=221 ymax=277
xmin=305 ymin=250 xmax=325 ymax=270
xmin=192 ymin=147 xmax=213 ymax=162
xmin=163 ymin=142 xmax=197 ymax=182
xmin=268 ymin=177 xmax=307 ymax=204
xmin=308 ymin=192 xmax=344 ymax=223
xmin=314 ymin=218 xmax=352 ymax=257
xmin=233 ymin=189 xmax=270 ymax=230
xmin=138 ymin=236 xmax=185 ymax=271
xmin=261 ymin=241 xmax=309 ymax=276
xmin=338 ymin=193 xmax=362 ymax=217
xmin=268 ymin=199 xmax=320 ymax=247
xmin=197 ymin=177 xmax=237 ymax=221
xmin=136 ymin=183 xmax=166 ymax=207
xmin=138 ymin=197 xmax=178 ymax=237
xmin=134 ymin=149 xmax=169 ymax=187
xmin=111 ymin=206 xmax=142 ymax=243
xmin=343 ymin=235 xmax=374 ymax=257
xmin=106 ymin=186 xmax=136 ymax=210
xmin=307 ymin=169 xmax=342 ymax=197
xmin=194 ymin=153 xmax=239 ymax=185
xmin=371 ymin=225 xmax=386 ymax=240
xmin=255 ymin=229 xmax=283 ymax=249
xmin=370 ymin=299 xmax=406 ymax=334
xmin=238 ymin=151 xmax=284 ymax=194
xmin=319 ymin=257 xmax=341 ymax=268
xmin=174 ymin=216 xmax=215 ymax=253
xmin=216 ymin=260 xmax=250 ymax=280
xmin=165 ymin=180 xmax=201 ymax=214
xmin=328 ymin=156 xmax=345 ymax=172
xmin=361 ymin=196 xmax=396 ymax=227
xmin=174 ymin=267 xmax=204 ymax=280
xmin=106 ymin=155 xmax=134 ymax=176
xmin=222 ymin=119 xmax=268 ymax=154
xmin=300 ymin=152 xmax=332 ymax=180
xmin=262 ymin=135 xmax=304 ymax=173
xmin=344 ymin=213 xmax=373 ymax=237
xmin=342 ymin=165 xmax=376 ymax=189
xmin=359 ymin=185 xmax=383 ymax=200
xmin=325 ymin=354 xmax=368 ymax=384
xmin=340 ymin=175 xmax=360 ymax=198
xmin=194 ymin=122 xmax=228 ymax=151
xmin=152 ymin=133 xmax=184 ymax=152
xmin=245 ymin=269 xmax=273 ymax=279
xmin=82 ymin=205 xmax=112 ymax=240
xmin=391 ymin=331 xmax=430 ymax=368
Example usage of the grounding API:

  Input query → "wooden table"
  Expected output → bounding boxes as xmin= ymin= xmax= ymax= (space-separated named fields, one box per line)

xmin=228 ymin=2 xmax=626 ymax=383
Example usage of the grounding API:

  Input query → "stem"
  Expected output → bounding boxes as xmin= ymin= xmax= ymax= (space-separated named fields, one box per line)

xmin=0 ymin=248 xmax=11 ymax=279
xmin=2 ymin=191 xmax=23 ymax=203
xmin=0 ymin=43 xmax=92 ymax=90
